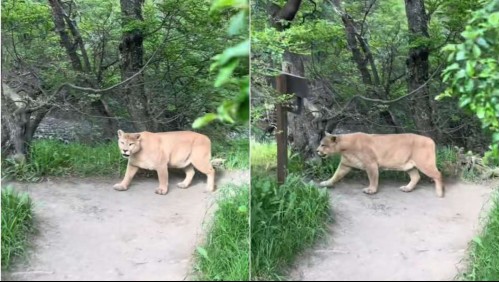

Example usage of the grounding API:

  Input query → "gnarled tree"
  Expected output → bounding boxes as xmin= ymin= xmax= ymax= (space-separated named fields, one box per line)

xmin=404 ymin=0 xmax=436 ymax=138
xmin=119 ymin=0 xmax=153 ymax=131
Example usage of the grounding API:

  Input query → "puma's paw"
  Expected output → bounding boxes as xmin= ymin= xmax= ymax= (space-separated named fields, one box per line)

xmin=399 ymin=185 xmax=414 ymax=193
xmin=155 ymin=187 xmax=169 ymax=195
xmin=113 ymin=183 xmax=128 ymax=191
xmin=319 ymin=181 xmax=333 ymax=187
xmin=362 ymin=187 xmax=377 ymax=195
xmin=207 ymin=184 xmax=217 ymax=192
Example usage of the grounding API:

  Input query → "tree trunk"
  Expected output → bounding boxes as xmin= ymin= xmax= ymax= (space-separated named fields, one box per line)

xmin=268 ymin=0 xmax=303 ymax=30
xmin=337 ymin=6 xmax=400 ymax=132
xmin=48 ymin=0 xmax=118 ymax=135
xmin=119 ymin=0 xmax=153 ymax=131
xmin=284 ymin=52 xmax=323 ymax=159
xmin=1 ymin=84 xmax=49 ymax=161
xmin=405 ymin=0 xmax=435 ymax=138
xmin=266 ymin=0 xmax=321 ymax=158
xmin=48 ymin=0 xmax=83 ymax=71
xmin=342 ymin=14 xmax=373 ymax=86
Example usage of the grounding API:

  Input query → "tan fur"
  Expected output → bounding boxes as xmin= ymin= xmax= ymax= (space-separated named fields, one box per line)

xmin=316 ymin=132 xmax=444 ymax=197
xmin=113 ymin=129 xmax=215 ymax=195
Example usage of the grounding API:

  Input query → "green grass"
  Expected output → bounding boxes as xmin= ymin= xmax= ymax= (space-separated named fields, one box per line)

xmin=2 ymin=140 xmax=126 ymax=181
xmin=461 ymin=190 xmax=499 ymax=281
xmin=1 ymin=187 xmax=34 ymax=269
xmin=251 ymin=172 xmax=331 ymax=280
xmin=2 ymin=138 xmax=249 ymax=181
xmin=250 ymin=141 xmax=277 ymax=169
xmin=194 ymin=184 xmax=249 ymax=281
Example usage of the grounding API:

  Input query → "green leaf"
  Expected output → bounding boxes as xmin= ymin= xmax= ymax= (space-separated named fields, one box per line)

xmin=459 ymin=97 xmax=472 ymax=107
xmin=212 ymin=39 xmax=249 ymax=67
xmin=445 ymin=63 xmax=460 ymax=71
xmin=192 ymin=113 xmax=218 ymax=129
xmin=214 ymin=58 xmax=239 ymax=87
xmin=210 ymin=0 xmax=247 ymax=14
xmin=197 ymin=247 xmax=209 ymax=260
xmin=488 ymin=12 xmax=499 ymax=25
xmin=476 ymin=37 xmax=489 ymax=48
xmin=493 ymin=132 xmax=499 ymax=143
xmin=466 ymin=61 xmax=475 ymax=77
xmin=228 ymin=10 xmax=247 ymax=36
xmin=441 ymin=44 xmax=457 ymax=52
xmin=238 ymin=205 xmax=248 ymax=213
xmin=472 ymin=237 xmax=483 ymax=248
xmin=435 ymin=90 xmax=452 ymax=101
xmin=477 ymin=107 xmax=485 ymax=119
xmin=456 ymin=50 xmax=467 ymax=60
xmin=456 ymin=69 xmax=467 ymax=79
xmin=217 ymin=101 xmax=236 ymax=123
xmin=472 ymin=44 xmax=481 ymax=58
xmin=236 ymin=92 xmax=249 ymax=122
xmin=465 ymin=80 xmax=474 ymax=92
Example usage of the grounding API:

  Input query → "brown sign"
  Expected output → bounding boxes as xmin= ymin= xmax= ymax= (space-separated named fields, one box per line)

xmin=268 ymin=73 xmax=309 ymax=98
xmin=285 ymin=73 xmax=309 ymax=98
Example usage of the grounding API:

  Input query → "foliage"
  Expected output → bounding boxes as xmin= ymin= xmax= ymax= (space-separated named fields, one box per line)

xmin=193 ymin=0 xmax=250 ymax=128
xmin=461 ymin=190 xmax=499 ymax=280
xmin=251 ymin=0 xmax=493 ymax=161
xmin=251 ymin=172 xmax=330 ymax=280
xmin=1 ymin=137 xmax=248 ymax=181
xmin=1 ymin=188 xmax=34 ymax=269
xmin=194 ymin=184 xmax=249 ymax=281
xmin=1 ymin=0 xmax=246 ymax=157
xmin=250 ymin=139 xmax=330 ymax=280
xmin=438 ymin=0 xmax=499 ymax=161
xmin=1 ymin=140 xmax=126 ymax=181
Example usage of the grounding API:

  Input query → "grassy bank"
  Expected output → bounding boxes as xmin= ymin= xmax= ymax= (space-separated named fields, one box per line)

xmin=250 ymin=173 xmax=330 ymax=280
xmin=194 ymin=184 xmax=249 ymax=281
xmin=250 ymin=140 xmax=331 ymax=280
xmin=462 ymin=189 xmax=499 ymax=281
xmin=2 ymin=138 xmax=249 ymax=181
xmin=1 ymin=188 xmax=35 ymax=269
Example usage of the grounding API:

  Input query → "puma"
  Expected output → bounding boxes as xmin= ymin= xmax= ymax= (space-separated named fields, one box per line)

xmin=113 ymin=130 xmax=215 ymax=195
xmin=316 ymin=132 xmax=444 ymax=197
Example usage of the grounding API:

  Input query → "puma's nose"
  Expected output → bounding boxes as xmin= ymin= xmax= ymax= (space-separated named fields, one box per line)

xmin=123 ymin=149 xmax=128 ymax=153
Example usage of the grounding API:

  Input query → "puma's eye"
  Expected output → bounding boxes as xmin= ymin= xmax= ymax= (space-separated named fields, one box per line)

xmin=120 ymin=141 xmax=124 ymax=145
xmin=129 ymin=143 xmax=134 ymax=146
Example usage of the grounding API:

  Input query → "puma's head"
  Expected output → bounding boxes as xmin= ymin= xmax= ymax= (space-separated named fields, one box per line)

xmin=117 ymin=129 xmax=142 ymax=158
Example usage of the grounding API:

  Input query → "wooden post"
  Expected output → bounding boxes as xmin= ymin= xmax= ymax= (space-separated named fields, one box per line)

xmin=276 ymin=74 xmax=288 ymax=186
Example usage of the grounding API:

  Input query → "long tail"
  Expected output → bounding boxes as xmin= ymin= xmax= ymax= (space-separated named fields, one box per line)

xmin=210 ymin=158 xmax=225 ymax=168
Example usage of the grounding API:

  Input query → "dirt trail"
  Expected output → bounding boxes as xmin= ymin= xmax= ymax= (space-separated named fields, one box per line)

xmin=290 ymin=179 xmax=497 ymax=281
xmin=2 ymin=170 xmax=249 ymax=281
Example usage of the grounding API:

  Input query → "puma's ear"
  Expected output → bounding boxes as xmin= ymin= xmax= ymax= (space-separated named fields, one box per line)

xmin=117 ymin=129 xmax=124 ymax=137
xmin=324 ymin=131 xmax=337 ymax=142
xmin=133 ymin=133 xmax=141 ymax=140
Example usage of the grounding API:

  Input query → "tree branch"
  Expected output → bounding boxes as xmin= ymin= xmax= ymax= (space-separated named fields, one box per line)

xmin=322 ymin=63 xmax=443 ymax=120
xmin=53 ymin=32 xmax=168 ymax=97
xmin=360 ymin=0 xmax=377 ymax=36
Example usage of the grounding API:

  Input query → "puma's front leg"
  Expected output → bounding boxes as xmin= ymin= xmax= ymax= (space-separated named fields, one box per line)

xmin=155 ymin=167 xmax=169 ymax=195
xmin=363 ymin=164 xmax=379 ymax=195
xmin=320 ymin=164 xmax=352 ymax=187
xmin=114 ymin=164 xmax=139 ymax=191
